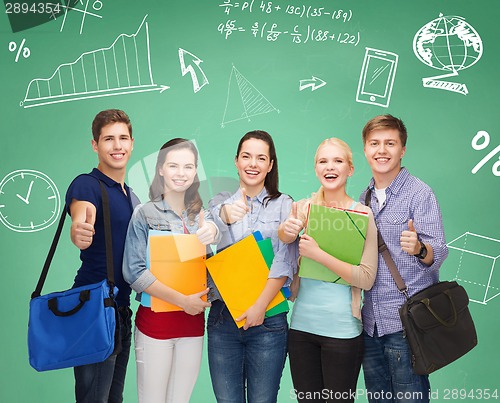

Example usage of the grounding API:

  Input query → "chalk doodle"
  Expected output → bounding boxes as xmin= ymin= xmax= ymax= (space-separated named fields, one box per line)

xmin=471 ymin=131 xmax=500 ymax=176
xmin=413 ymin=13 xmax=482 ymax=95
xmin=356 ymin=47 xmax=398 ymax=108
xmin=20 ymin=15 xmax=169 ymax=108
xmin=221 ymin=65 xmax=279 ymax=127
xmin=0 ymin=170 xmax=61 ymax=233
xmin=447 ymin=232 xmax=500 ymax=305
xmin=179 ymin=48 xmax=209 ymax=93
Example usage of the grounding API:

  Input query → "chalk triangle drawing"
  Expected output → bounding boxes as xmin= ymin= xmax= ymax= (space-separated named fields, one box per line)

xmin=221 ymin=65 xmax=279 ymax=127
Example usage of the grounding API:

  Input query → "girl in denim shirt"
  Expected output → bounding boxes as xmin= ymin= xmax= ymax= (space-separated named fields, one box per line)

xmin=207 ymin=130 xmax=296 ymax=403
xmin=123 ymin=138 xmax=219 ymax=403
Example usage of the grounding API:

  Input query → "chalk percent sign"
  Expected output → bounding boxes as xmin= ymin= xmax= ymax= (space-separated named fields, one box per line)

xmin=8 ymin=39 xmax=30 ymax=62
xmin=471 ymin=130 xmax=500 ymax=176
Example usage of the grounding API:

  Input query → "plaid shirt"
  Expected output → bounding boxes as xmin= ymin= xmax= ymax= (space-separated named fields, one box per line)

xmin=360 ymin=168 xmax=448 ymax=336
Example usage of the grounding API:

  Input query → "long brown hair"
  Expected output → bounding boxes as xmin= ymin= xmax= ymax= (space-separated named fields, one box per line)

xmin=149 ymin=138 xmax=203 ymax=221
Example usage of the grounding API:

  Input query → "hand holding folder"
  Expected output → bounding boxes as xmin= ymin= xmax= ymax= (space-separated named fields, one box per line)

xmin=146 ymin=231 xmax=207 ymax=312
xmin=206 ymin=233 xmax=288 ymax=328
xmin=299 ymin=204 xmax=368 ymax=285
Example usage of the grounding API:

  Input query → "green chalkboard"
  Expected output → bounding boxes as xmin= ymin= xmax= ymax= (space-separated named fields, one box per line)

xmin=1 ymin=0 xmax=499 ymax=401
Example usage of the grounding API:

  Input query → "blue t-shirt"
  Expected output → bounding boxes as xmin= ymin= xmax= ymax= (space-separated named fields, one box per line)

xmin=65 ymin=168 xmax=139 ymax=307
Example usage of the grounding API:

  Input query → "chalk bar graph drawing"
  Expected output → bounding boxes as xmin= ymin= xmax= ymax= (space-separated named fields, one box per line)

xmin=221 ymin=65 xmax=279 ymax=127
xmin=20 ymin=15 xmax=169 ymax=109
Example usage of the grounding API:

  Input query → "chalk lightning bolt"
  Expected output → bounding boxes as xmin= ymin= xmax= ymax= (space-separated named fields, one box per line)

xmin=179 ymin=48 xmax=209 ymax=93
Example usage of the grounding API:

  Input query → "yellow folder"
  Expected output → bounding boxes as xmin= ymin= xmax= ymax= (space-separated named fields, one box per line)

xmin=148 ymin=232 xmax=207 ymax=312
xmin=206 ymin=234 xmax=285 ymax=328
xmin=299 ymin=204 xmax=368 ymax=285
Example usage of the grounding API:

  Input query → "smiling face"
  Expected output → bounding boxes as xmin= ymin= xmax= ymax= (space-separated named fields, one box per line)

xmin=159 ymin=147 xmax=197 ymax=195
xmin=364 ymin=128 xmax=406 ymax=186
xmin=92 ymin=122 xmax=133 ymax=180
xmin=315 ymin=142 xmax=353 ymax=192
xmin=235 ymin=138 xmax=274 ymax=196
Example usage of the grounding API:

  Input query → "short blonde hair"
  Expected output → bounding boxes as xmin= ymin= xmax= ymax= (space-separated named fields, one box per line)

xmin=314 ymin=138 xmax=354 ymax=168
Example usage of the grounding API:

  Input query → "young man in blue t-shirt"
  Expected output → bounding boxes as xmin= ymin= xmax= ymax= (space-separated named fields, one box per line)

xmin=66 ymin=109 xmax=138 ymax=403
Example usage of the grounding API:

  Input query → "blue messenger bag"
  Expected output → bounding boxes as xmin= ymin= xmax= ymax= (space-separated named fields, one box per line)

xmin=28 ymin=180 xmax=120 ymax=371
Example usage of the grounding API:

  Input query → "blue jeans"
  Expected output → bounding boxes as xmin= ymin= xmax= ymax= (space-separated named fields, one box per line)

xmin=207 ymin=300 xmax=288 ymax=403
xmin=362 ymin=330 xmax=430 ymax=403
xmin=74 ymin=306 xmax=133 ymax=403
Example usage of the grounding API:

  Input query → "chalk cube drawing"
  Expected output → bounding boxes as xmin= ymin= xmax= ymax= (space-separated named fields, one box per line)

xmin=447 ymin=232 xmax=500 ymax=304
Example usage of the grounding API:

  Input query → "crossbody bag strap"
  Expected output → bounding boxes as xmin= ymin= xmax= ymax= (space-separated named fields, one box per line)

xmin=365 ymin=188 xmax=409 ymax=298
xmin=99 ymin=181 xmax=115 ymax=293
xmin=31 ymin=204 xmax=67 ymax=298
xmin=31 ymin=176 xmax=114 ymax=299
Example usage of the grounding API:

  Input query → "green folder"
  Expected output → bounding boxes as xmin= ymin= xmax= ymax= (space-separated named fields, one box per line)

xmin=299 ymin=204 xmax=369 ymax=285
xmin=256 ymin=237 xmax=289 ymax=317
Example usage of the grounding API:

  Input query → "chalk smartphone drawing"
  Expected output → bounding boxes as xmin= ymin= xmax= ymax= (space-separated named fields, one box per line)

xmin=447 ymin=232 xmax=500 ymax=305
xmin=413 ymin=13 xmax=483 ymax=96
xmin=20 ymin=15 xmax=169 ymax=108
xmin=0 ymin=170 xmax=61 ymax=233
xmin=356 ymin=47 xmax=398 ymax=108
xmin=221 ymin=65 xmax=279 ymax=127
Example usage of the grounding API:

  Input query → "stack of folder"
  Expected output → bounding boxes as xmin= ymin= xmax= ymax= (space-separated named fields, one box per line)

xmin=142 ymin=231 xmax=207 ymax=312
xmin=299 ymin=204 xmax=368 ymax=285
xmin=206 ymin=232 xmax=289 ymax=328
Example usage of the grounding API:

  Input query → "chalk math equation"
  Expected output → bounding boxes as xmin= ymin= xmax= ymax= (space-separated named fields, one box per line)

xmin=219 ymin=0 xmax=353 ymax=22
xmin=217 ymin=1 xmax=357 ymax=45
xmin=218 ymin=20 xmax=360 ymax=45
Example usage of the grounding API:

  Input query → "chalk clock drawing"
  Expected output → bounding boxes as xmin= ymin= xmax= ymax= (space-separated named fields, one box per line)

xmin=0 ymin=170 xmax=61 ymax=233
xmin=413 ymin=13 xmax=482 ymax=95
xmin=221 ymin=65 xmax=279 ymax=127
xmin=21 ymin=15 xmax=169 ymax=109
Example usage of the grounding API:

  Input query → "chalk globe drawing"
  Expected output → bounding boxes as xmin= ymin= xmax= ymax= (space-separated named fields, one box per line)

xmin=413 ymin=13 xmax=482 ymax=73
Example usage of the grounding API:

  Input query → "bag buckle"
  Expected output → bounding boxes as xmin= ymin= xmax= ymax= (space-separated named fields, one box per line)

xmin=400 ymin=287 xmax=409 ymax=299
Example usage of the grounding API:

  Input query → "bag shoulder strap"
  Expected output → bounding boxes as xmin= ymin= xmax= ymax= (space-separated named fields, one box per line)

xmin=99 ymin=180 xmax=115 ymax=292
xmin=31 ymin=176 xmax=114 ymax=298
xmin=364 ymin=188 xmax=409 ymax=298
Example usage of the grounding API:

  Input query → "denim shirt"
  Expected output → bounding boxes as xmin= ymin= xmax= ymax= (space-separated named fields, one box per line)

xmin=122 ymin=199 xmax=219 ymax=300
xmin=207 ymin=188 xmax=298 ymax=302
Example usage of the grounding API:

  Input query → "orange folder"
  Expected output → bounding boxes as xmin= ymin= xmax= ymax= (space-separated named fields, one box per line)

xmin=148 ymin=232 xmax=207 ymax=312
xmin=205 ymin=234 xmax=285 ymax=328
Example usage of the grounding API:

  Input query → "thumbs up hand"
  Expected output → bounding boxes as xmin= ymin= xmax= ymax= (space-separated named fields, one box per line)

xmin=196 ymin=209 xmax=217 ymax=245
xmin=223 ymin=188 xmax=250 ymax=224
xmin=282 ymin=202 xmax=303 ymax=240
xmin=71 ymin=204 xmax=95 ymax=250
xmin=400 ymin=219 xmax=420 ymax=255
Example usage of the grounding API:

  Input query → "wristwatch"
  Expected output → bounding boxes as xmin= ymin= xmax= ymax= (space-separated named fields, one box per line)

xmin=415 ymin=242 xmax=428 ymax=259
